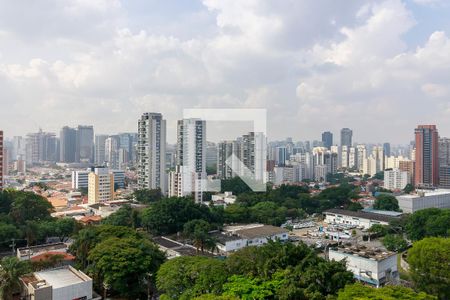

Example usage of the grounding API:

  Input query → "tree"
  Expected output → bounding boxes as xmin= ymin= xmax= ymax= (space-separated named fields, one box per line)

xmin=372 ymin=171 xmax=384 ymax=180
xmin=408 ymin=237 xmax=450 ymax=299
xmin=220 ymin=177 xmax=252 ymax=195
xmin=405 ymin=208 xmax=450 ymax=241
xmin=133 ymin=189 xmax=162 ymax=203
xmin=183 ymin=219 xmax=216 ymax=253
xmin=157 ymin=256 xmax=228 ymax=299
xmin=0 ymin=257 xmax=31 ymax=300
xmin=403 ymin=183 xmax=415 ymax=194
xmin=347 ymin=202 xmax=363 ymax=211
xmin=382 ymin=234 xmax=408 ymax=252
xmin=0 ymin=223 xmax=20 ymax=242
xmin=9 ymin=192 xmax=53 ymax=224
xmin=373 ymin=194 xmax=400 ymax=211
xmin=88 ymin=236 xmax=165 ymax=298
xmin=249 ymin=202 xmax=286 ymax=226
xmin=141 ymin=197 xmax=216 ymax=234
xmin=369 ymin=224 xmax=389 ymax=237
xmin=102 ymin=205 xmax=140 ymax=228
xmin=222 ymin=274 xmax=284 ymax=300
xmin=337 ymin=283 xmax=436 ymax=300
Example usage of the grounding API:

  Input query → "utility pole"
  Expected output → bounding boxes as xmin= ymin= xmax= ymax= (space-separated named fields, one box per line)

xmin=9 ymin=238 xmax=16 ymax=255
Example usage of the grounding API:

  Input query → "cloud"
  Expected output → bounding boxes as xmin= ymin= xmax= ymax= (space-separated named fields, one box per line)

xmin=1 ymin=0 xmax=450 ymax=143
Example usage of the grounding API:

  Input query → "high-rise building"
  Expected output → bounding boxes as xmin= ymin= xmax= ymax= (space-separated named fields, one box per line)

xmin=384 ymin=169 xmax=409 ymax=190
xmin=0 ymin=130 xmax=3 ymax=190
xmin=276 ymin=146 xmax=287 ymax=166
xmin=415 ymin=125 xmax=439 ymax=187
xmin=94 ymin=134 xmax=108 ymax=165
xmin=322 ymin=131 xmax=333 ymax=149
xmin=217 ymin=140 xmax=242 ymax=179
xmin=105 ymin=135 xmax=120 ymax=170
xmin=88 ymin=167 xmax=114 ymax=204
xmin=383 ymin=143 xmax=391 ymax=157
xmin=438 ymin=138 xmax=450 ymax=166
xmin=26 ymin=130 xmax=59 ymax=164
xmin=137 ymin=113 xmax=166 ymax=192
xmin=60 ymin=126 xmax=77 ymax=163
xmin=241 ymin=132 xmax=266 ymax=182
xmin=76 ymin=125 xmax=94 ymax=163
xmin=169 ymin=119 xmax=206 ymax=202
xmin=340 ymin=128 xmax=353 ymax=147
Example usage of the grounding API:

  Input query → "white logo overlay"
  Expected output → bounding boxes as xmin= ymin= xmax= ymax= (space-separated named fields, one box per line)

xmin=182 ymin=108 xmax=267 ymax=193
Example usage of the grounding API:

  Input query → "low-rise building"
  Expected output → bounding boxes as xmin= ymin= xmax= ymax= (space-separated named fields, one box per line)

xmin=329 ymin=246 xmax=398 ymax=287
xmin=215 ymin=224 xmax=289 ymax=253
xmin=211 ymin=191 xmax=236 ymax=206
xmin=396 ymin=189 xmax=450 ymax=213
xmin=20 ymin=266 xmax=99 ymax=300
xmin=323 ymin=209 xmax=396 ymax=230
xmin=17 ymin=243 xmax=69 ymax=261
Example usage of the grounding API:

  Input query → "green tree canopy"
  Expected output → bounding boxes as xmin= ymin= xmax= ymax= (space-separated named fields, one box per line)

xmin=405 ymin=208 xmax=450 ymax=241
xmin=102 ymin=205 xmax=140 ymax=228
xmin=408 ymin=237 xmax=450 ymax=299
xmin=141 ymin=197 xmax=217 ymax=235
xmin=9 ymin=191 xmax=53 ymax=224
xmin=373 ymin=194 xmax=400 ymax=211
xmin=157 ymin=256 xmax=228 ymax=299
xmin=0 ymin=257 xmax=31 ymax=300
xmin=382 ymin=234 xmax=408 ymax=252
xmin=183 ymin=219 xmax=216 ymax=253
xmin=88 ymin=236 xmax=165 ymax=298
xmin=337 ymin=283 xmax=436 ymax=300
xmin=133 ymin=188 xmax=162 ymax=203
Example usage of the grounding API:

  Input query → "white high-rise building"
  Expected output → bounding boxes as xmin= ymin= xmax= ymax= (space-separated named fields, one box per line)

xmin=217 ymin=140 xmax=242 ymax=179
xmin=137 ymin=113 xmax=167 ymax=193
xmin=169 ymin=119 xmax=206 ymax=202
xmin=105 ymin=135 xmax=120 ymax=170
xmin=94 ymin=134 xmax=108 ymax=165
xmin=356 ymin=145 xmax=367 ymax=172
xmin=384 ymin=169 xmax=409 ymax=190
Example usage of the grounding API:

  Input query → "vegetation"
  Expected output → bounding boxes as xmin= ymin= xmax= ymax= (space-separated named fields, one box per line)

xmin=133 ymin=188 xmax=162 ymax=203
xmin=382 ymin=234 xmax=408 ymax=252
xmin=405 ymin=208 xmax=450 ymax=241
xmin=102 ymin=205 xmax=141 ymax=228
xmin=408 ymin=237 xmax=450 ymax=299
xmin=337 ymin=283 xmax=436 ymax=300
xmin=157 ymin=241 xmax=354 ymax=300
xmin=183 ymin=219 xmax=216 ymax=253
xmin=0 ymin=257 xmax=31 ymax=300
xmin=373 ymin=194 xmax=400 ymax=211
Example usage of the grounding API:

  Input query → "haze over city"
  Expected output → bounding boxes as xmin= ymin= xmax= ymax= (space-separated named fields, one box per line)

xmin=1 ymin=0 xmax=450 ymax=143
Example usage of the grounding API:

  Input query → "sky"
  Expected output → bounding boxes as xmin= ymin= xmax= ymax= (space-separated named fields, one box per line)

xmin=1 ymin=0 xmax=450 ymax=143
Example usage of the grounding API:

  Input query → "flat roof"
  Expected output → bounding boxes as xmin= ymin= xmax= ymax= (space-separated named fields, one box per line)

xmin=235 ymin=225 xmax=288 ymax=239
xmin=397 ymin=189 xmax=450 ymax=199
xmin=35 ymin=267 xmax=89 ymax=289
xmin=330 ymin=246 xmax=396 ymax=261
xmin=362 ymin=208 xmax=403 ymax=217
xmin=324 ymin=209 xmax=397 ymax=223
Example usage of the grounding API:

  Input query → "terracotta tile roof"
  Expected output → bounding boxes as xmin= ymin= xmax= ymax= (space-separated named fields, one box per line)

xmin=31 ymin=252 xmax=75 ymax=262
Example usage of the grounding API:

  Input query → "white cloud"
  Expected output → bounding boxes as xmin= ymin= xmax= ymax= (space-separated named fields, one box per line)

xmin=1 ymin=0 xmax=450 ymax=143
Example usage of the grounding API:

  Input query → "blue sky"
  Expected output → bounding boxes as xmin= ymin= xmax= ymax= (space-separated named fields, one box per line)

xmin=1 ymin=0 xmax=450 ymax=143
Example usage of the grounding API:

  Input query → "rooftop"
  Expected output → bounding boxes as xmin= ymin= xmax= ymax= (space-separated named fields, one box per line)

xmin=35 ymin=266 xmax=91 ymax=289
xmin=330 ymin=245 xmax=396 ymax=261
xmin=397 ymin=189 xmax=450 ymax=199
xmin=324 ymin=209 xmax=397 ymax=223
xmin=362 ymin=208 xmax=403 ymax=217
xmin=235 ymin=225 xmax=288 ymax=239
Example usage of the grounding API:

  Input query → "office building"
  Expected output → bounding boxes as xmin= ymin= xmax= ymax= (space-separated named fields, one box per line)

xmin=276 ymin=146 xmax=287 ymax=166
xmin=439 ymin=166 xmax=450 ymax=188
xmin=383 ymin=142 xmax=391 ymax=157
xmin=105 ymin=135 xmax=120 ymax=170
xmin=26 ymin=130 xmax=59 ymax=164
xmin=384 ymin=169 xmax=409 ymax=190
xmin=76 ymin=125 xmax=94 ymax=163
xmin=340 ymin=128 xmax=353 ymax=147
xmin=399 ymin=159 xmax=415 ymax=186
xmin=396 ymin=189 xmax=450 ymax=213
xmin=88 ymin=167 xmax=114 ymax=204
xmin=59 ymin=126 xmax=77 ymax=163
xmin=94 ymin=134 xmax=108 ymax=165
xmin=72 ymin=170 xmax=89 ymax=190
xmin=137 ymin=113 xmax=166 ymax=192
xmin=111 ymin=170 xmax=125 ymax=189
xmin=439 ymin=138 xmax=450 ymax=166
xmin=415 ymin=125 xmax=439 ymax=187
xmin=241 ymin=132 xmax=266 ymax=182
xmin=322 ymin=131 xmax=333 ymax=149
xmin=0 ymin=130 xmax=3 ymax=190
xmin=169 ymin=119 xmax=206 ymax=202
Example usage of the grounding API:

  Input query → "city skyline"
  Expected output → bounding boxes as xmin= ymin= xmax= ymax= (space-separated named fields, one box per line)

xmin=1 ymin=1 xmax=450 ymax=143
